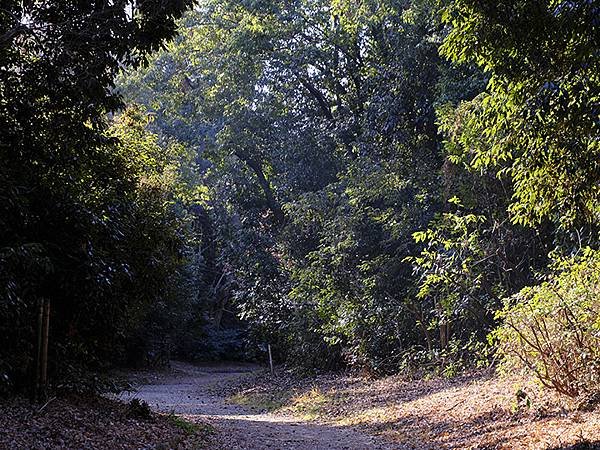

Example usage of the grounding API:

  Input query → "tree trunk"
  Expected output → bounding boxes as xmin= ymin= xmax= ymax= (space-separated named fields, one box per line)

xmin=33 ymin=297 xmax=43 ymax=401
xmin=439 ymin=320 xmax=450 ymax=349
xmin=40 ymin=298 xmax=50 ymax=400
xmin=33 ymin=297 xmax=50 ymax=402
xmin=238 ymin=154 xmax=285 ymax=223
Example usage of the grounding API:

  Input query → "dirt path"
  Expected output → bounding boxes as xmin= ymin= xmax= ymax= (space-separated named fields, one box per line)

xmin=120 ymin=361 xmax=397 ymax=450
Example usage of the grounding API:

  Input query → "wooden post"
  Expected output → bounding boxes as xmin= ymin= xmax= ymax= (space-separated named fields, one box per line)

xmin=267 ymin=344 xmax=274 ymax=376
xmin=34 ymin=297 xmax=44 ymax=401
xmin=40 ymin=299 xmax=50 ymax=401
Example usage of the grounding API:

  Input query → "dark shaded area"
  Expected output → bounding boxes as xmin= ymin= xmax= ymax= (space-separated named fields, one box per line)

xmin=0 ymin=1 xmax=194 ymax=396
xmin=549 ymin=443 xmax=600 ymax=450
xmin=0 ymin=394 xmax=210 ymax=449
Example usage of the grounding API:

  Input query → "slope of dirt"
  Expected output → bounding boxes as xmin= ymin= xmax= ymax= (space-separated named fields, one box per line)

xmin=120 ymin=361 xmax=397 ymax=450
xmin=225 ymin=369 xmax=600 ymax=449
xmin=0 ymin=394 xmax=209 ymax=449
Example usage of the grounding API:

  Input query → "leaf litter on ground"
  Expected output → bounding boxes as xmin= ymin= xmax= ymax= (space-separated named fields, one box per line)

xmin=222 ymin=367 xmax=600 ymax=449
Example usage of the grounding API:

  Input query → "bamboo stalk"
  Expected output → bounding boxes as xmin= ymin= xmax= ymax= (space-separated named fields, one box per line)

xmin=40 ymin=299 xmax=50 ymax=401
xmin=34 ymin=297 xmax=44 ymax=402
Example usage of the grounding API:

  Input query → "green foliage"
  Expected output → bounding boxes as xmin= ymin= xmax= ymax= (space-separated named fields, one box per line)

xmin=440 ymin=0 xmax=600 ymax=228
xmin=118 ymin=0 xmax=487 ymax=373
xmin=3 ymin=0 xmax=598 ymax=393
xmin=167 ymin=413 xmax=215 ymax=436
xmin=0 ymin=0 xmax=194 ymax=392
xmin=110 ymin=0 xmax=600 ymax=393
xmin=406 ymin=201 xmax=497 ymax=353
xmin=410 ymin=200 xmax=487 ymax=304
xmin=493 ymin=249 xmax=600 ymax=398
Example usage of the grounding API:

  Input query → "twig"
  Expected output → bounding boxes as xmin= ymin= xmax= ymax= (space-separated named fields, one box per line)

xmin=445 ymin=397 xmax=467 ymax=412
xmin=36 ymin=396 xmax=56 ymax=415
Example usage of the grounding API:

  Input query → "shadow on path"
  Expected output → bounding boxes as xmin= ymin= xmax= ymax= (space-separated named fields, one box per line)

xmin=120 ymin=361 xmax=398 ymax=450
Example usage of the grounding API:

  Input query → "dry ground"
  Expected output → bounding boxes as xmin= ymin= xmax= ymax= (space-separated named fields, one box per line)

xmin=227 ymin=368 xmax=600 ymax=449
xmin=120 ymin=361 xmax=395 ymax=449
xmin=0 ymin=393 xmax=211 ymax=449
xmin=6 ymin=362 xmax=598 ymax=449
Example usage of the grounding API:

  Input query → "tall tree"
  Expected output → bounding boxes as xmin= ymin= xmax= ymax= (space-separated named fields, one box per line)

xmin=120 ymin=0 xmax=489 ymax=372
xmin=0 ymin=0 xmax=193 ymax=396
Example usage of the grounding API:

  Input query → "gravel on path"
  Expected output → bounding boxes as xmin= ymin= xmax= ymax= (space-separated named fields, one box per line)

xmin=120 ymin=361 xmax=399 ymax=450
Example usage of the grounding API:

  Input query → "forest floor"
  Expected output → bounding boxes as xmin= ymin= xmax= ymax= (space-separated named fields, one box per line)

xmin=122 ymin=361 xmax=600 ymax=450
xmin=119 ymin=361 xmax=393 ymax=449
xmin=3 ymin=362 xmax=600 ymax=449
xmin=222 ymin=366 xmax=600 ymax=450
xmin=0 ymin=390 xmax=212 ymax=449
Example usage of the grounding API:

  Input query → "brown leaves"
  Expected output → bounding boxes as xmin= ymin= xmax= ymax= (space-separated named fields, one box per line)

xmin=0 ymin=395 xmax=209 ymax=449
xmin=223 ymin=369 xmax=600 ymax=449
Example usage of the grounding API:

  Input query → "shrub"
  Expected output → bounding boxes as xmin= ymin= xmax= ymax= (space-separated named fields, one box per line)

xmin=493 ymin=249 xmax=600 ymax=398
xmin=128 ymin=398 xmax=153 ymax=419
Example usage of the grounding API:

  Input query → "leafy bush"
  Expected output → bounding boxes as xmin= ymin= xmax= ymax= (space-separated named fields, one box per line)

xmin=494 ymin=249 xmax=600 ymax=398
xmin=128 ymin=398 xmax=153 ymax=419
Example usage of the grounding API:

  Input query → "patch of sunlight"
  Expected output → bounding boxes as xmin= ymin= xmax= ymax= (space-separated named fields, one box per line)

xmin=336 ymin=406 xmax=393 ymax=426
xmin=286 ymin=386 xmax=330 ymax=420
xmin=228 ymin=391 xmax=289 ymax=413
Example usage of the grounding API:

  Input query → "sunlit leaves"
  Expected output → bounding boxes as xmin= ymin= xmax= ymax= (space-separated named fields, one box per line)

xmin=440 ymin=0 xmax=600 ymax=229
xmin=494 ymin=249 xmax=600 ymax=397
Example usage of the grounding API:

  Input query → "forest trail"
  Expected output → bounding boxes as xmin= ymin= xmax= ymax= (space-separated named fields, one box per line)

xmin=120 ymin=361 xmax=396 ymax=450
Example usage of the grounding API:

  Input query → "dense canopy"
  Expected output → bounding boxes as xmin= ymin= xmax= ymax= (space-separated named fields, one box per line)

xmin=1 ymin=0 xmax=599 ymax=404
